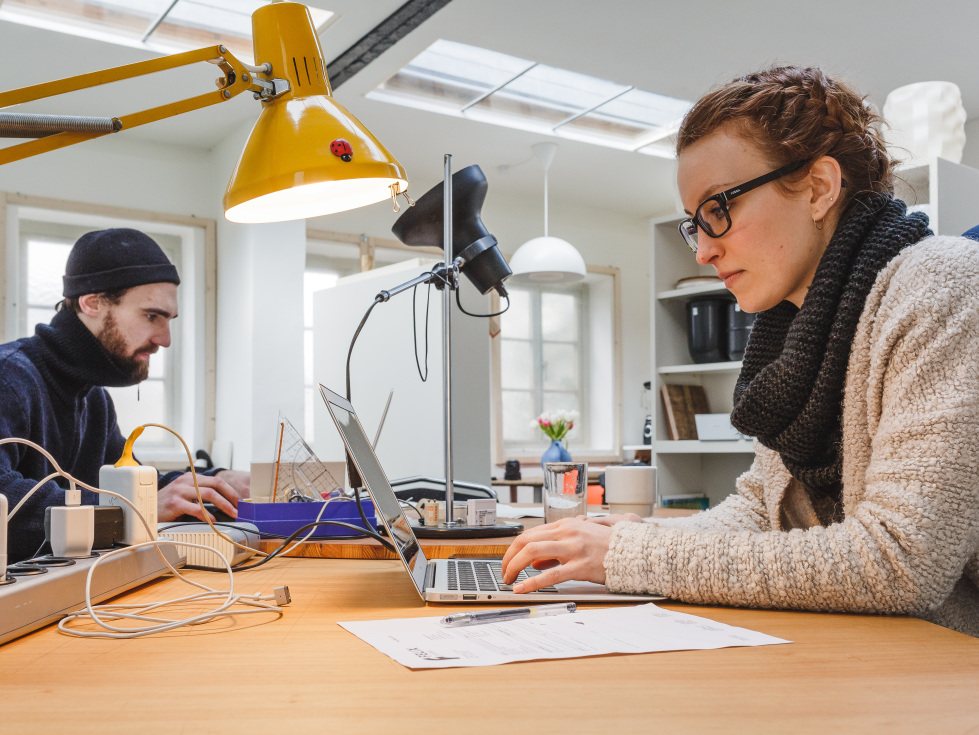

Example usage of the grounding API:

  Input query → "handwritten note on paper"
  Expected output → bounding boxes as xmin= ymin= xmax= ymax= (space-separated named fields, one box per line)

xmin=338 ymin=603 xmax=791 ymax=670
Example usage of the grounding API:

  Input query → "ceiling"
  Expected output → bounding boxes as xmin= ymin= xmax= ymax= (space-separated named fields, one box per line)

xmin=2 ymin=0 xmax=977 ymax=219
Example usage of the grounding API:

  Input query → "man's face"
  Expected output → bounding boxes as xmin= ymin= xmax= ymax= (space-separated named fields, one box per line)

xmin=93 ymin=283 xmax=178 ymax=382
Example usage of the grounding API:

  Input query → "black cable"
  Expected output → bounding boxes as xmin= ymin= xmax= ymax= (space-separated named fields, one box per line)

xmin=345 ymin=295 xmax=384 ymax=403
xmin=412 ymin=281 xmax=432 ymax=382
xmin=231 ymin=517 xmax=396 ymax=572
xmin=455 ymin=289 xmax=510 ymax=318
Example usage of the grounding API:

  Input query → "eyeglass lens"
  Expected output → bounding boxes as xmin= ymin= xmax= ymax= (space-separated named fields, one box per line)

xmin=680 ymin=199 xmax=731 ymax=252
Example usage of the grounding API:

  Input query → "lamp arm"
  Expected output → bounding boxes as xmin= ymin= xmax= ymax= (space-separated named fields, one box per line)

xmin=0 ymin=44 xmax=280 ymax=167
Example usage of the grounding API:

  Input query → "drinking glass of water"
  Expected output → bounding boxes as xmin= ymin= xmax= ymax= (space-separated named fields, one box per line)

xmin=543 ymin=462 xmax=588 ymax=524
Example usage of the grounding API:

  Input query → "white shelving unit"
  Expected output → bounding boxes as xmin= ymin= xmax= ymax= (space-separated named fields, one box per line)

xmin=649 ymin=212 xmax=753 ymax=506
xmin=647 ymin=157 xmax=979 ymax=507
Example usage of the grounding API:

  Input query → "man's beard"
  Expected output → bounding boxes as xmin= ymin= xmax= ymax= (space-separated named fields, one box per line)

xmin=97 ymin=311 xmax=155 ymax=383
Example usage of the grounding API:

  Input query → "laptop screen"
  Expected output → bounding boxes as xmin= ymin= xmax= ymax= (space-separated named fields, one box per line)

xmin=318 ymin=384 xmax=429 ymax=598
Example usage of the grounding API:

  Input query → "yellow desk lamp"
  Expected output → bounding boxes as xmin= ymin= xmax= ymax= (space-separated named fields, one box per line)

xmin=0 ymin=2 xmax=410 ymax=222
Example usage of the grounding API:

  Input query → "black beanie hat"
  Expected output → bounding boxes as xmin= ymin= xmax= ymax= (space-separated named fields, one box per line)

xmin=62 ymin=228 xmax=180 ymax=298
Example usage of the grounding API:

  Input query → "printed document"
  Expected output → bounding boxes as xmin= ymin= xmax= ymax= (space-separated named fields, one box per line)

xmin=339 ymin=603 xmax=791 ymax=670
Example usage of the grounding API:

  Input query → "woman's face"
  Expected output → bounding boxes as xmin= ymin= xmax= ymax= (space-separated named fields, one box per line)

xmin=677 ymin=128 xmax=828 ymax=312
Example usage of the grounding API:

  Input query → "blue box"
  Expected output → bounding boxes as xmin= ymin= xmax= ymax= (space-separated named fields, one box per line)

xmin=236 ymin=497 xmax=377 ymax=538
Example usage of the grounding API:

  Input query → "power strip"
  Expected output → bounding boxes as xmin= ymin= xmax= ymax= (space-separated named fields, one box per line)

xmin=0 ymin=544 xmax=184 ymax=647
xmin=158 ymin=522 xmax=260 ymax=570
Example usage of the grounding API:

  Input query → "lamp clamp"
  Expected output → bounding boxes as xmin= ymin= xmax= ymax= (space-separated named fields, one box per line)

xmin=251 ymin=77 xmax=291 ymax=101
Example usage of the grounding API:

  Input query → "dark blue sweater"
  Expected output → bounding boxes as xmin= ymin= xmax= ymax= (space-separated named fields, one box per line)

xmin=1 ymin=309 xmax=181 ymax=562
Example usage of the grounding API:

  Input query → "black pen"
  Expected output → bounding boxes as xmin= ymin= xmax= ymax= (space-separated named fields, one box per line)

xmin=440 ymin=602 xmax=576 ymax=627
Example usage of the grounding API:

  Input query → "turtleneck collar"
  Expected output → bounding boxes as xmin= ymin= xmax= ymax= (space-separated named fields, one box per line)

xmin=19 ymin=308 xmax=142 ymax=404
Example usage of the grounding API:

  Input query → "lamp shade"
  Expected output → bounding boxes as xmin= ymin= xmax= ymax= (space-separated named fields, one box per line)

xmin=508 ymin=236 xmax=586 ymax=284
xmin=224 ymin=3 xmax=408 ymax=223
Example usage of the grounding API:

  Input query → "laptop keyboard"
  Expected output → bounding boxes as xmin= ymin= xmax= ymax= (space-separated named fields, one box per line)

xmin=445 ymin=559 xmax=558 ymax=593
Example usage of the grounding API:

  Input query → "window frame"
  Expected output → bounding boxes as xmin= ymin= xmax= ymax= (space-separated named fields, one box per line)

xmin=0 ymin=191 xmax=217 ymax=469
xmin=492 ymin=264 xmax=623 ymax=465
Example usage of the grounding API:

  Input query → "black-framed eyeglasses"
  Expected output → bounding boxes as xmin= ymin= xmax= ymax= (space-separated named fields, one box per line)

xmin=678 ymin=160 xmax=806 ymax=253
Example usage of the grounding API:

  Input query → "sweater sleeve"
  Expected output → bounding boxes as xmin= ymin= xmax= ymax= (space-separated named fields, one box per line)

xmin=605 ymin=241 xmax=979 ymax=617
xmin=0 ymin=364 xmax=69 ymax=561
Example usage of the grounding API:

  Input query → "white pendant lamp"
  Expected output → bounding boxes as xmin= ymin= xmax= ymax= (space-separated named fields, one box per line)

xmin=508 ymin=142 xmax=586 ymax=284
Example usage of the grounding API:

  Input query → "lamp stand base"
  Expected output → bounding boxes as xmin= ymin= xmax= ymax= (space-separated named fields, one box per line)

xmin=409 ymin=519 xmax=522 ymax=539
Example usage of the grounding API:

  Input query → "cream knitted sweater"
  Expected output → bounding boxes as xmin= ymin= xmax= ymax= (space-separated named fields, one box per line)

xmin=606 ymin=236 xmax=979 ymax=636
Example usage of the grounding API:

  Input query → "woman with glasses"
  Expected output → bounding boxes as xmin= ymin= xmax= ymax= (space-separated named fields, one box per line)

xmin=502 ymin=65 xmax=979 ymax=636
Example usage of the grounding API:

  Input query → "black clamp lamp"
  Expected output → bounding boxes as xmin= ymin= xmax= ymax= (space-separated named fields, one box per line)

xmin=345 ymin=156 xmax=522 ymax=538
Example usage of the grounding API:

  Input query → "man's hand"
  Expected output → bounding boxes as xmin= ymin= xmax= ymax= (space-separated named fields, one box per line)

xmin=158 ymin=472 xmax=242 ymax=522
xmin=500 ymin=517 xmax=616 ymax=593
xmin=214 ymin=469 xmax=250 ymax=499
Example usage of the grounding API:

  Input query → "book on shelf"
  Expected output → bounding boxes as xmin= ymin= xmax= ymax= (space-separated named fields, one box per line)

xmin=659 ymin=493 xmax=710 ymax=510
xmin=659 ymin=384 xmax=709 ymax=440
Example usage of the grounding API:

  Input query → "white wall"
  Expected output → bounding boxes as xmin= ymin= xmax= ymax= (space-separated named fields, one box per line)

xmin=310 ymin=181 xmax=653 ymax=451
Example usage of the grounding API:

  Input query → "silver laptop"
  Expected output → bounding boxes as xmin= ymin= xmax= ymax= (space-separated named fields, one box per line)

xmin=320 ymin=384 xmax=662 ymax=604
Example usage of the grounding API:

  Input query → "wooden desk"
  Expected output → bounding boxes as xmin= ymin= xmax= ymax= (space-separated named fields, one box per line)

xmin=0 ymin=557 xmax=976 ymax=734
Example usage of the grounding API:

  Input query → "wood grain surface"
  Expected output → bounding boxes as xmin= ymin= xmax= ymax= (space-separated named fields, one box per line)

xmin=1 ymin=557 xmax=977 ymax=734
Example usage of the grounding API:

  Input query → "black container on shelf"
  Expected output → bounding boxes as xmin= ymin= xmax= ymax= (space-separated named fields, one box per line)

xmin=686 ymin=297 xmax=730 ymax=364
xmin=726 ymin=302 xmax=756 ymax=362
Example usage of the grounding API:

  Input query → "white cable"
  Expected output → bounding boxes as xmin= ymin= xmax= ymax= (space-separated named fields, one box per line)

xmin=6 ymin=471 xmax=60 ymax=521
xmin=2 ymin=434 xmax=288 ymax=638
xmin=58 ymin=538 xmax=283 ymax=639
xmin=274 ymin=496 xmax=338 ymax=557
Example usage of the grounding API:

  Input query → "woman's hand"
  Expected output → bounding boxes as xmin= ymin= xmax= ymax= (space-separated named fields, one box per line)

xmin=500 ymin=517 xmax=615 ymax=593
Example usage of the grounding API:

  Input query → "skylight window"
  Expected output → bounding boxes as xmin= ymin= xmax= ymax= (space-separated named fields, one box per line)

xmin=0 ymin=0 xmax=335 ymax=65
xmin=368 ymin=39 xmax=691 ymax=158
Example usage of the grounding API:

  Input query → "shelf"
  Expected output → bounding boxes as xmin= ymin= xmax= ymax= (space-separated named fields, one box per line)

xmin=657 ymin=282 xmax=729 ymax=301
xmin=658 ymin=361 xmax=742 ymax=375
xmin=654 ymin=440 xmax=754 ymax=454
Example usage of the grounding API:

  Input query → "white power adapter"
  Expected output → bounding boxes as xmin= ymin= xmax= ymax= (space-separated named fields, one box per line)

xmin=1 ymin=494 xmax=7 ymax=578
xmin=99 ymin=465 xmax=158 ymax=545
xmin=49 ymin=504 xmax=95 ymax=557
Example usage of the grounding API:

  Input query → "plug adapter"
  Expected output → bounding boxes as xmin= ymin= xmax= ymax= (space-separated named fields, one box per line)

xmin=48 ymin=505 xmax=95 ymax=558
xmin=99 ymin=465 xmax=157 ymax=545
xmin=1 ymin=494 xmax=7 ymax=578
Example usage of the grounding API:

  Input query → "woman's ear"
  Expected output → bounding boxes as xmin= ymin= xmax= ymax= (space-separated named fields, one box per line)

xmin=809 ymin=156 xmax=844 ymax=224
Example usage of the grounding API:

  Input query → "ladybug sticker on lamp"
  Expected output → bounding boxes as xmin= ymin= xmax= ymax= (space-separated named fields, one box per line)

xmin=330 ymin=138 xmax=353 ymax=162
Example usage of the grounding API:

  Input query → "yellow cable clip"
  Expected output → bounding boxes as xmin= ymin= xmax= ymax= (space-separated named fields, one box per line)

xmin=114 ymin=426 xmax=144 ymax=467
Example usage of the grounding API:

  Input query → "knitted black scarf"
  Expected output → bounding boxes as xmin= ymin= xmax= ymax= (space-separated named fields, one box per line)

xmin=730 ymin=195 xmax=932 ymax=503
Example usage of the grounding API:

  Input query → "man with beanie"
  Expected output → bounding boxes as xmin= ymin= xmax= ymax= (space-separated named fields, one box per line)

xmin=0 ymin=228 xmax=248 ymax=563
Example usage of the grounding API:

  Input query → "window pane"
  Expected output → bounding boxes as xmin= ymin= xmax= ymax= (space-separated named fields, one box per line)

xmin=371 ymin=39 xmax=534 ymax=112
xmin=26 ymin=307 xmax=55 ymax=334
xmin=541 ymin=292 xmax=577 ymax=341
xmin=500 ymin=287 xmax=532 ymax=339
xmin=145 ymin=348 xmax=166 ymax=379
xmin=108 ymin=380 xmax=166 ymax=437
xmin=558 ymin=88 xmax=691 ymax=149
xmin=502 ymin=390 xmax=535 ymax=443
xmin=500 ymin=339 xmax=533 ymax=390
xmin=542 ymin=342 xmax=578 ymax=390
xmin=27 ymin=239 xmax=71 ymax=307
xmin=471 ymin=65 xmax=628 ymax=129
xmin=0 ymin=0 xmax=167 ymax=41
xmin=542 ymin=392 xmax=580 ymax=442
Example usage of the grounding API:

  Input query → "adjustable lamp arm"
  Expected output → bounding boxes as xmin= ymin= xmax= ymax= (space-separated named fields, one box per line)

xmin=0 ymin=45 xmax=289 ymax=166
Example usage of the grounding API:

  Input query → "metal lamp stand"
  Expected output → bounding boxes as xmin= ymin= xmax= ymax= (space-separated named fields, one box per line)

xmin=409 ymin=154 xmax=522 ymax=539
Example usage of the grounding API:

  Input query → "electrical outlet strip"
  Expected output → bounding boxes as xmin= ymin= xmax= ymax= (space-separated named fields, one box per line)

xmin=0 ymin=543 xmax=183 ymax=647
xmin=158 ymin=522 xmax=260 ymax=570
